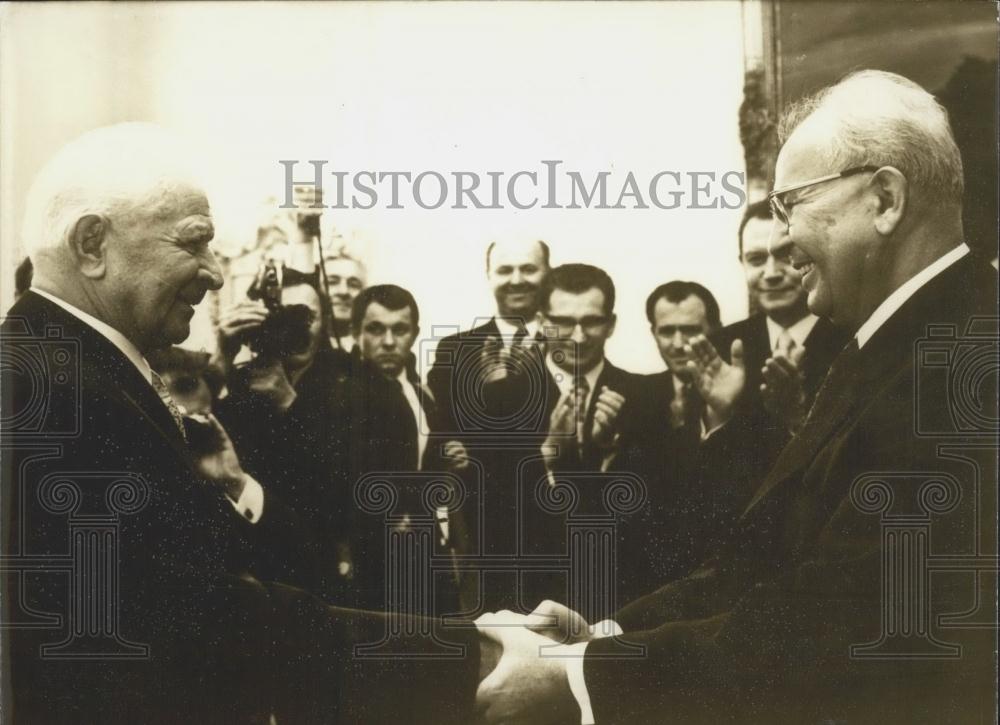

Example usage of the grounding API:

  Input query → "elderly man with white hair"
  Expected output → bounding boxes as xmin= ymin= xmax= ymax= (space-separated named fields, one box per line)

xmin=1 ymin=123 xmax=486 ymax=724
xmin=475 ymin=71 xmax=997 ymax=725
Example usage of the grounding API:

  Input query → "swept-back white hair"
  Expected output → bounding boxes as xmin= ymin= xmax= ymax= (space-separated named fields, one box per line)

xmin=779 ymin=70 xmax=964 ymax=208
xmin=22 ymin=123 xmax=203 ymax=257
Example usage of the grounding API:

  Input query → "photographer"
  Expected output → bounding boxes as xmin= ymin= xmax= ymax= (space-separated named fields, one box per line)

xmin=215 ymin=265 xmax=352 ymax=600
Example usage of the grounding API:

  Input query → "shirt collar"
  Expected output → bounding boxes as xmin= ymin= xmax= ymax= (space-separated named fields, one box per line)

xmin=545 ymin=354 xmax=604 ymax=395
xmin=765 ymin=313 xmax=819 ymax=351
xmin=493 ymin=315 xmax=540 ymax=346
xmin=856 ymin=243 xmax=970 ymax=349
xmin=31 ymin=287 xmax=153 ymax=383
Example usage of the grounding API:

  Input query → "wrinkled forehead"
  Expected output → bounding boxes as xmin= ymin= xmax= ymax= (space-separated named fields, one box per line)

xmin=134 ymin=183 xmax=212 ymax=226
xmin=774 ymin=115 xmax=836 ymax=188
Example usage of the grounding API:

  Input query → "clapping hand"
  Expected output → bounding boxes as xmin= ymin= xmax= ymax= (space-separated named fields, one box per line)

xmin=590 ymin=386 xmax=625 ymax=450
xmin=761 ymin=347 xmax=807 ymax=434
xmin=683 ymin=336 xmax=746 ymax=429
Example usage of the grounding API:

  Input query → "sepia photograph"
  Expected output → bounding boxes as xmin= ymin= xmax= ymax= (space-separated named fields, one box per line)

xmin=1 ymin=1 xmax=997 ymax=723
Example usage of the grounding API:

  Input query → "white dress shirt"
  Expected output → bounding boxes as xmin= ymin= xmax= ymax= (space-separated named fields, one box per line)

xmin=494 ymin=316 xmax=540 ymax=348
xmin=395 ymin=369 xmax=429 ymax=469
xmin=765 ymin=313 xmax=818 ymax=354
xmin=29 ymin=288 xmax=265 ymax=522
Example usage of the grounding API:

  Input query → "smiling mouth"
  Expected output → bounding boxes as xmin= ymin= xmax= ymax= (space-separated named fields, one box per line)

xmin=792 ymin=258 xmax=815 ymax=276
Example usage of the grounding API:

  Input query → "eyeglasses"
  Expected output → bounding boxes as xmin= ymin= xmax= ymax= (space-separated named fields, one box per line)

xmin=768 ymin=165 xmax=879 ymax=231
xmin=544 ymin=315 xmax=611 ymax=337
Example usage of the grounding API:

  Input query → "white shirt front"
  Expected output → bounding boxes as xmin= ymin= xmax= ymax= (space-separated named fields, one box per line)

xmin=545 ymin=354 xmax=605 ymax=415
xmin=395 ymin=370 xmax=429 ymax=469
xmin=494 ymin=316 xmax=540 ymax=348
xmin=765 ymin=313 xmax=819 ymax=354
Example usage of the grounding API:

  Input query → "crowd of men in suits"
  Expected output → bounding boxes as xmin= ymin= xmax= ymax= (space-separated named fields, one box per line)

xmin=2 ymin=69 xmax=996 ymax=723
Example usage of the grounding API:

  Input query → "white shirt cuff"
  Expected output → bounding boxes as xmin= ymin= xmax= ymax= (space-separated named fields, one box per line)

xmin=565 ymin=642 xmax=595 ymax=724
xmin=229 ymin=474 xmax=264 ymax=523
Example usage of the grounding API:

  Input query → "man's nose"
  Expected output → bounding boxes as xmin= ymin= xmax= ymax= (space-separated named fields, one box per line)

xmin=569 ymin=323 xmax=587 ymax=344
xmin=383 ymin=330 xmax=396 ymax=347
xmin=509 ymin=269 xmax=524 ymax=286
xmin=331 ymin=281 xmax=348 ymax=296
xmin=199 ymin=249 xmax=224 ymax=291
xmin=763 ymin=254 xmax=783 ymax=279
xmin=671 ymin=330 xmax=685 ymax=348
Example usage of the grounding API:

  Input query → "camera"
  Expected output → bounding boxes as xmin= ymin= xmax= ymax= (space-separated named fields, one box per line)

xmin=915 ymin=318 xmax=999 ymax=437
xmin=243 ymin=260 xmax=315 ymax=362
xmin=0 ymin=319 xmax=81 ymax=438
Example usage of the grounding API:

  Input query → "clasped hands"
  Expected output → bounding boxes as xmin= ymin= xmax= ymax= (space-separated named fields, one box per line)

xmin=475 ymin=600 xmax=620 ymax=724
xmin=541 ymin=385 xmax=625 ymax=469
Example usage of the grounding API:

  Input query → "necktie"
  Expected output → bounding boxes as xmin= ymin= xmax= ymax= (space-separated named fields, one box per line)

xmin=776 ymin=329 xmax=797 ymax=358
xmin=800 ymin=338 xmax=861 ymax=429
xmin=511 ymin=323 xmax=528 ymax=349
xmin=573 ymin=376 xmax=590 ymax=459
xmin=151 ymin=371 xmax=187 ymax=442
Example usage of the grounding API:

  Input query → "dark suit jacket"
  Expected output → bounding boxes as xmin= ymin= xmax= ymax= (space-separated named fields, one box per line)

xmin=583 ymin=254 xmax=998 ymax=723
xmin=332 ymin=353 xmax=468 ymax=612
xmin=216 ymin=343 xmax=353 ymax=596
xmin=1 ymin=291 xmax=479 ymax=724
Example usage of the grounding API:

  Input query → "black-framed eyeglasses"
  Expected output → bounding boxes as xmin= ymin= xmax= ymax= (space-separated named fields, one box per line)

xmin=543 ymin=315 xmax=611 ymax=336
xmin=768 ymin=165 xmax=879 ymax=231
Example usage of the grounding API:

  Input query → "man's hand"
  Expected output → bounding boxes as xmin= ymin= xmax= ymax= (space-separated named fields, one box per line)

xmin=190 ymin=413 xmax=248 ymax=502
xmin=476 ymin=613 xmax=579 ymax=725
xmin=244 ymin=358 xmax=298 ymax=412
xmin=216 ymin=300 xmax=268 ymax=368
xmin=684 ymin=336 xmax=746 ymax=430
xmin=541 ymin=390 xmax=577 ymax=467
xmin=525 ymin=600 xmax=591 ymax=644
xmin=761 ymin=348 xmax=807 ymax=434
xmin=480 ymin=334 xmax=509 ymax=384
xmin=442 ymin=440 xmax=470 ymax=471
xmin=590 ymin=386 xmax=625 ymax=450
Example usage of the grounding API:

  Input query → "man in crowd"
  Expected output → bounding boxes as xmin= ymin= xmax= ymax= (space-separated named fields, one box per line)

xmin=712 ymin=199 xmax=847 ymax=455
xmin=633 ymin=280 xmax=723 ymax=586
xmin=530 ymin=263 xmax=652 ymax=606
xmin=426 ymin=237 xmax=552 ymax=609
xmin=323 ymin=252 xmax=367 ymax=351
xmin=1 ymin=123 xmax=484 ymax=723
xmin=336 ymin=284 xmax=470 ymax=612
xmin=476 ymin=70 xmax=997 ymax=724
xmin=214 ymin=266 xmax=352 ymax=597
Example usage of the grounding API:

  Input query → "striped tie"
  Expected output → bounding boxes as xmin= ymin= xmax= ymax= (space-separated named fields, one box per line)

xmin=151 ymin=371 xmax=187 ymax=442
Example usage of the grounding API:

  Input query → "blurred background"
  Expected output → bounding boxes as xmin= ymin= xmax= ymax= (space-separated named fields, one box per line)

xmin=1 ymin=1 xmax=995 ymax=372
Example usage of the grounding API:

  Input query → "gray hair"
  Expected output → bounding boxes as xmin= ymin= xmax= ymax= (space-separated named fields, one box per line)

xmin=22 ymin=123 xmax=203 ymax=258
xmin=778 ymin=70 xmax=964 ymax=208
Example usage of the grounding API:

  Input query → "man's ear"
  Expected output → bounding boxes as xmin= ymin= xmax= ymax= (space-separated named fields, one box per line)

xmin=871 ymin=167 xmax=907 ymax=236
xmin=606 ymin=313 xmax=618 ymax=338
xmin=69 ymin=214 xmax=109 ymax=278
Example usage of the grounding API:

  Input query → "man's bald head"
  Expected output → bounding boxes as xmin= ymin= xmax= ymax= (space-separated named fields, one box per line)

xmin=23 ymin=123 xmax=223 ymax=352
xmin=774 ymin=70 xmax=965 ymax=330
xmin=485 ymin=237 xmax=550 ymax=319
